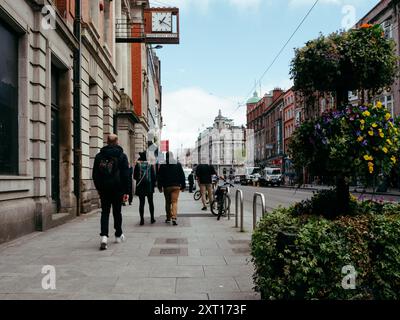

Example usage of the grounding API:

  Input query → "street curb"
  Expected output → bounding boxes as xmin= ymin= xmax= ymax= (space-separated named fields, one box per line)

xmin=278 ymin=185 xmax=400 ymax=197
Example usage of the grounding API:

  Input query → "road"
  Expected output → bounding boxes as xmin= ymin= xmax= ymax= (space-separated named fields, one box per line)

xmin=228 ymin=185 xmax=400 ymax=214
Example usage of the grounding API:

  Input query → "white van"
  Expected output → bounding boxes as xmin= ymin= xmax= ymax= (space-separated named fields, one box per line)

xmin=260 ymin=167 xmax=283 ymax=187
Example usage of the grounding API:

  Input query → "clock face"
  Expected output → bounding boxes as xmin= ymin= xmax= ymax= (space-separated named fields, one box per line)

xmin=152 ymin=12 xmax=172 ymax=32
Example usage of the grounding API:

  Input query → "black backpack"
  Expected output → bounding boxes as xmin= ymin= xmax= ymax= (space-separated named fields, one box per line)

xmin=97 ymin=153 xmax=121 ymax=192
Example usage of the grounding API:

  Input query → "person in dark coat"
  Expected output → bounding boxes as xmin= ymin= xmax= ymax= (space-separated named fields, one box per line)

xmin=134 ymin=152 xmax=156 ymax=225
xmin=157 ymin=152 xmax=186 ymax=226
xmin=93 ymin=134 xmax=129 ymax=250
xmin=128 ymin=164 xmax=134 ymax=205
xmin=188 ymin=171 xmax=195 ymax=193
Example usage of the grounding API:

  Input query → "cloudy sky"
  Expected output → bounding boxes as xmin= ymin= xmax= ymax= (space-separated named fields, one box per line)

xmin=152 ymin=0 xmax=380 ymax=153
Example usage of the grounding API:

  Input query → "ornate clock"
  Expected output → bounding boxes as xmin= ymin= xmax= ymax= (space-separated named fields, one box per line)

xmin=144 ymin=8 xmax=180 ymax=44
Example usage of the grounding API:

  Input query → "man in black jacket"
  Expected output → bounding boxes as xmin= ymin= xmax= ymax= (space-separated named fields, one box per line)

xmin=93 ymin=134 xmax=130 ymax=250
xmin=157 ymin=152 xmax=186 ymax=226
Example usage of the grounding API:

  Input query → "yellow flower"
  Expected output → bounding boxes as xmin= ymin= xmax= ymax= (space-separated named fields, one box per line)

xmin=379 ymin=132 xmax=385 ymax=138
xmin=387 ymin=139 xmax=392 ymax=146
xmin=360 ymin=119 xmax=365 ymax=125
xmin=364 ymin=155 xmax=373 ymax=161
xmin=368 ymin=162 xmax=374 ymax=174
xmin=363 ymin=111 xmax=371 ymax=117
xmin=368 ymin=130 xmax=374 ymax=136
xmin=391 ymin=156 xmax=397 ymax=164
xmin=382 ymin=147 xmax=388 ymax=154
xmin=357 ymin=136 xmax=364 ymax=142
xmin=376 ymin=101 xmax=383 ymax=109
xmin=385 ymin=113 xmax=391 ymax=121
xmin=389 ymin=122 xmax=394 ymax=128
xmin=361 ymin=125 xmax=365 ymax=131
xmin=372 ymin=123 xmax=378 ymax=128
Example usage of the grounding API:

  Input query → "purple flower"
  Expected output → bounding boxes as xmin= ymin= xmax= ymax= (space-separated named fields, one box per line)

xmin=356 ymin=131 xmax=361 ymax=136
xmin=362 ymin=140 xmax=368 ymax=146
xmin=359 ymin=106 xmax=368 ymax=111
xmin=315 ymin=123 xmax=321 ymax=130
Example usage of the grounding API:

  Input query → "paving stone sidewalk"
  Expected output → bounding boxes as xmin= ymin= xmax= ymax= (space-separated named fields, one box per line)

xmin=0 ymin=191 xmax=260 ymax=300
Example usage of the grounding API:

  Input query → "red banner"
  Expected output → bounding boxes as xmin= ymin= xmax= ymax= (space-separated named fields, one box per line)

xmin=161 ymin=140 xmax=169 ymax=152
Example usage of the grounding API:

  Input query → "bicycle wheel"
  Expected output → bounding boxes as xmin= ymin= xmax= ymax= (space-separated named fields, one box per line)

xmin=193 ymin=190 xmax=201 ymax=201
xmin=210 ymin=199 xmax=219 ymax=216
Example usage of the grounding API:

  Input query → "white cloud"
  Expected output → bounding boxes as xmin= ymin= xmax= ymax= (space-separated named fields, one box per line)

xmin=161 ymin=87 xmax=245 ymax=151
xmin=161 ymin=80 xmax=293 ymax=152
xmin=288 ymin=0 xmax=368 ymax=8
xmin=150 ymin=0 xmax=264 ymax=13
xmin=228 ymin=0 xmax=263 ymax=10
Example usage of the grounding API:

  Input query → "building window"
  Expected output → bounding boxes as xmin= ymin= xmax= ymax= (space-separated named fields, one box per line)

xmin=0 ymin=21 xmax=19 ymax=175
xmin=382 ymin=19 xmax=393 ymax=39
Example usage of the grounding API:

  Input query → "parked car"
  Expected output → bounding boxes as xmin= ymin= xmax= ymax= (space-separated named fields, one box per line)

xmin=260 ymin=167 xmax=284 ymax=187
xmin=234 ymin=176 xmax=241 ymax=184
xmin=240 ymin=167 xmax=261 ymax=185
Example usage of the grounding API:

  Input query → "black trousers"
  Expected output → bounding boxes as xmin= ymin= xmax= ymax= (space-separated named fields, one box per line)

xmin=100 ymin=193 xmax=123 ymax=238
xmin=139 ymin=193 xmax=155 ymax=219
xmin=189 ymin=183 xmax=194 ymax=193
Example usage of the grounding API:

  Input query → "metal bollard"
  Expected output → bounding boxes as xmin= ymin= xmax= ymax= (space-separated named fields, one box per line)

xmin=253 ymin=193 xmax=266 ymax=230
xmin=235 ymin=189 xmax=244 ymax=232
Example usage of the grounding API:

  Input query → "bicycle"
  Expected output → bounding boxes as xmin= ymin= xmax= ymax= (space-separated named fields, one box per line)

xmin=210 ymin=179 xmax=234 ymax=219
xmin=193 ymin=189 xmax=209 ymax=203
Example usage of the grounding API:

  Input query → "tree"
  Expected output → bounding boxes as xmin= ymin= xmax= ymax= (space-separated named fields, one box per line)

xmin=289 ymin=24 xmax=399 ymax=215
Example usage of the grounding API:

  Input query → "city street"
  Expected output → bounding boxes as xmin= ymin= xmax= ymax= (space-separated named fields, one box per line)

xmin=0 ymin=191 xmax=261 ymax=300
xmin=236 ymin=185 xmax=400 ymax=213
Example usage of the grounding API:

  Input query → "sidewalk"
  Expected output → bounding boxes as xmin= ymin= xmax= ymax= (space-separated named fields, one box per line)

xmin=0 ymin=191 xmax=260 ymax=300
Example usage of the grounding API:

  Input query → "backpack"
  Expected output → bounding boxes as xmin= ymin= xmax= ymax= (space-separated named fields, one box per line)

xmin=138 ymin=162 xmax=151 ymax=185
xmin=137 ymin=162 xmax=152 ymax=192
xmin=97 ymin=153 xmax=121 ymax=192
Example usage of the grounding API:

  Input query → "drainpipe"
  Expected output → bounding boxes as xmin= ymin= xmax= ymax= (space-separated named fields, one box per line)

xmin=73 ymin=0 xmax=82 ymax=216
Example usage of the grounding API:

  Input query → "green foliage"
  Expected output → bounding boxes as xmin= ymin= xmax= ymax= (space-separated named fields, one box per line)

xmin=290 ymin=25 xmax=398 ymax=95
xmin=292 ymin=189 xmax=358 ymax=219
xmin=251 ymin=202 xmax=400 ymax=299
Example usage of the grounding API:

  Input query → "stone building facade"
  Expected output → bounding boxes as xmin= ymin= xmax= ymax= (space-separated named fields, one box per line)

xmin=0 ymin=0 xmax=79 ymax=243
xmin=194 ymin=111 xmax=247 ymax=175
xmin=0 ymin=0 xmax=164 ymax=244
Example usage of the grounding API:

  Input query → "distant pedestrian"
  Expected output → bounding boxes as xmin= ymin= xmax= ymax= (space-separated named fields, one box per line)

xmin=196 ymin=164 xmax=217 ymax=211
xmin=93 ymin=134 xmax=129 ymax=250
xmin=188 ymin=171 xmax=195 ymax=193
xmin=134 ymin=152 xmax=156 ymax=225
xmin=157 ymin=152 xmax=186 ymax=226
xmin=128 ymin=163 xmax=133 ymax=205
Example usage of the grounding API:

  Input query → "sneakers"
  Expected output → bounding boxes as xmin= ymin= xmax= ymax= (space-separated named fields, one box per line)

xmin=100 ymin=236 xmax=108 ymax=251
xmin=172 ymin=220 xmax=178 ymax=226
xmin=115 ymin=234 xmax=126 ymax=243
xmin=151 ymin=218 xmax=156 ymax=224
xmin=165 ymin=218 xmax=171 ymax=223
xmin=201 ymin=207 xmax=207 ymax=211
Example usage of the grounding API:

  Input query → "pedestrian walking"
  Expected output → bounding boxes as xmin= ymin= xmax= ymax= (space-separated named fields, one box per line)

xmin=92 ymin=134 xmax=129 ymax=250
xmin=195 ymin=163 xmax=217 ymax=211
xmin=188 ymin=171 xmax=195 ymax=193
xmin=157 ymin=152 xmax=186 ymax=226
xmin=127 ymin=163 xmax=133 ymax=205
xmin=134 ymin=152 xmax=156 ymax=225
